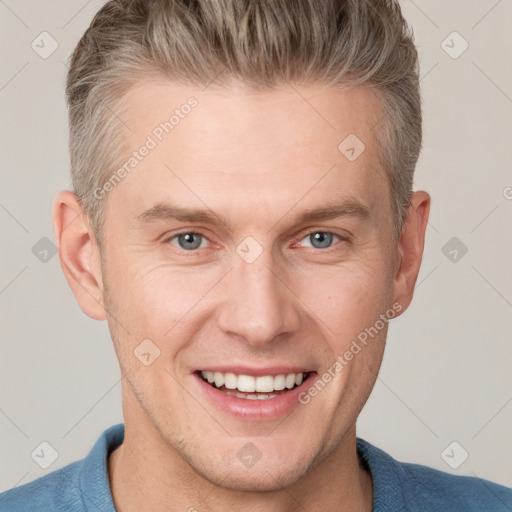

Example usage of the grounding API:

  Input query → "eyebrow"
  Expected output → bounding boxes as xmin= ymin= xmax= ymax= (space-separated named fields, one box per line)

xmin=136 ymin=198 xmax=371 ymax=230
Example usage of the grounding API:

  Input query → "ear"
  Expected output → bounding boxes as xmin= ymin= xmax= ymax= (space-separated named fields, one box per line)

xmin=52 ymin=190 xmax=107 ymax=320
xmin=391 ymin=190 xmax=431 ymax=314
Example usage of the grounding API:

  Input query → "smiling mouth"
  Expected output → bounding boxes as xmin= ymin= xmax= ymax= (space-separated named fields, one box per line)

xmin=197 ymin=370 xmax=313 ymax=400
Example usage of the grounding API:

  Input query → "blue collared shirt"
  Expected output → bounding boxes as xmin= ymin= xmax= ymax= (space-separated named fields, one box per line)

xmin=2 ymin=423 xmax=511 ymax=511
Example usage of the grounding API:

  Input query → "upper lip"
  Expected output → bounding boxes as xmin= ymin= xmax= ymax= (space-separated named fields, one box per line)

xmin=195 ymin=366 xmax=314 ymax=377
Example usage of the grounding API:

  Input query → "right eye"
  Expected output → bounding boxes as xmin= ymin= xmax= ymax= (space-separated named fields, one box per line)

xmin=166 ymin=231 xmax=210 ymax=252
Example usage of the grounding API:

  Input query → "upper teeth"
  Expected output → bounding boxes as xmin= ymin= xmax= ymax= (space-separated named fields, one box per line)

xmin=200 ymin=371 xmax=305 ymax=392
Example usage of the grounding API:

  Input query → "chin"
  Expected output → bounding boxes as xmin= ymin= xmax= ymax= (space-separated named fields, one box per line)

xmin=198 ymin=463 xmax=308 ymax=492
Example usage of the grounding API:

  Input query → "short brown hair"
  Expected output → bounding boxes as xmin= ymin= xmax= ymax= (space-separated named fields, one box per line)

xmin=66 ymin=0 xmax=422 ymax=248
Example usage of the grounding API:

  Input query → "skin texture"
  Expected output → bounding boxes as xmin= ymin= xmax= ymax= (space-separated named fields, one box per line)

xmin=53 ymin=80 xmax=430 ymax=512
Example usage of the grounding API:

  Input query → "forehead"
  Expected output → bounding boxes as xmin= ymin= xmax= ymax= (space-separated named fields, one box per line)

xmin=121 ymin=79 xmax=383 ymax=157
xmin=110 ymin=79 xmax=388 ymax=226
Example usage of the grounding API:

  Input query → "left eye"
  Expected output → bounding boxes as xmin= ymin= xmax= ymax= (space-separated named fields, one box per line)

xmin=169 ymin=232 xmax=208 ymax=251
xmin=299 ymin=231 xmax=341 ymax=250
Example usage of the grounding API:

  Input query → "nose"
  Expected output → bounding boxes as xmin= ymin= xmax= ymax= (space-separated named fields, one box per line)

xmin=216 ymin=246 xmax=302 ymax=347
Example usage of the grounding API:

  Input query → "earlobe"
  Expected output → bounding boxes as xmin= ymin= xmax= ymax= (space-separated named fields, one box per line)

xmin=52 ymin=190 xmax=107 ymax=321
xmin=391 ymin=191 xmax=431 ymax=314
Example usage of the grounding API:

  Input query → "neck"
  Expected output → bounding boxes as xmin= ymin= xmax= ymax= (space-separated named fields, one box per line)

xmin=108 ymin=418 xmax=373 ymax=512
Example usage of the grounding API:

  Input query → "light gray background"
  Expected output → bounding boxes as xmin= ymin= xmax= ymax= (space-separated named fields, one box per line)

xmin=1 ymin=0 xmax=511 ymax=492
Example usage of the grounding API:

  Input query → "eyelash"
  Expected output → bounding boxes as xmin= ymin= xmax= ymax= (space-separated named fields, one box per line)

xmin=164 ymin=229 xmax=345 ymax=256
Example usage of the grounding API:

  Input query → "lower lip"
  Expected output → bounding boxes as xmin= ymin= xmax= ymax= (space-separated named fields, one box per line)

xmin=192 ymin=372 xmax=317 ymax=420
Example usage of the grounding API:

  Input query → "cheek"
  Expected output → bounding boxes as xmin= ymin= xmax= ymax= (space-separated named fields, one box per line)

xmin=107 ymin=257 xmax=222 ymax=341
xmin=297 ymin=258 xmax=393 ymax=342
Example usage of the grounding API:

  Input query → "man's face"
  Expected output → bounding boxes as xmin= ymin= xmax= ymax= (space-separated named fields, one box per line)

xmin=99 ymin=80 xmax=400 ymax=490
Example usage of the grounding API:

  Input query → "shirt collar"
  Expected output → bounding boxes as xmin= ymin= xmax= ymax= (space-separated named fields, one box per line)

xmin=78 ymin=423 xmax=124 ymax=512
xmin=77 ymin=424 xmax=402 ymax=512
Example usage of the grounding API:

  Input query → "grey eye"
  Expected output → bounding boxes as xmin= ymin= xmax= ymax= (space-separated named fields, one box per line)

xmin=172 ymin=233 xmax=204 ymax=250
xmin=302 ymin=232 xmax=338 ymax=249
